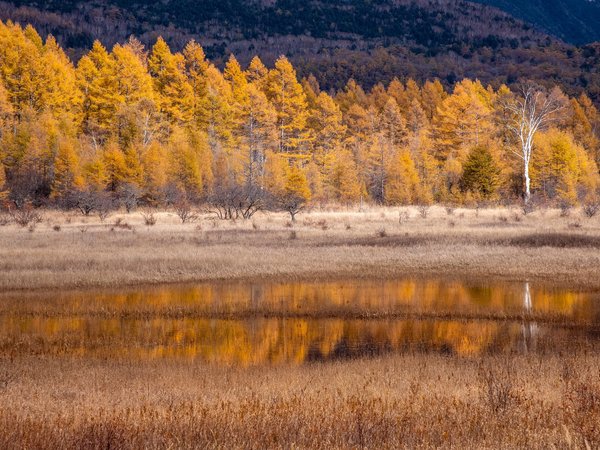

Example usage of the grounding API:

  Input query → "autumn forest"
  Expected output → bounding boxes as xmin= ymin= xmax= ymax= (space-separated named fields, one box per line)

xmin=0 ymin=19 xmax=599 ymax=215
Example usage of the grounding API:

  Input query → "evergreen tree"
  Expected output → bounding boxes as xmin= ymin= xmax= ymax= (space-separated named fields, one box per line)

xmin=461 ymin=145 xmax=501 ymax=200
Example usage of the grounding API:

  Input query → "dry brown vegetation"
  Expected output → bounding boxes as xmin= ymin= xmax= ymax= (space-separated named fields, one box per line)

xmin=1 ymin=353 xmax=600 ymax=449
xmin=2 ymin=206 xmax=600 ymax=448
xmin=1 ymin=205 xmax=600 ymax=292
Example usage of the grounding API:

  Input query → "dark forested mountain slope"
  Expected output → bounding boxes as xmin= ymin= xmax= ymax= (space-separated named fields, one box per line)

xmin=473 ymin=0 xmax=600 ymax=45
xmin=0 ymin=0 xmax=598 ymax=101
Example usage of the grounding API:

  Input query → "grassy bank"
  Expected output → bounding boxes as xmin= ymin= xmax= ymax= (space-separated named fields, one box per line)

xmin=0 ymin=353 xmax=599 ymax=448
xmin=1 ymin=205 xmax=600 ymax=292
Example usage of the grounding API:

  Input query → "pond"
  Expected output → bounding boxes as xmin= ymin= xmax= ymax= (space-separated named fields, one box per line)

xmin=1 ymin=279 xmax=599 ymax=365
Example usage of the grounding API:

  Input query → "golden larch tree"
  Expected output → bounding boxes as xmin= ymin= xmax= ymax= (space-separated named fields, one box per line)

xmin=266 ymin=56 xmax=309 ymax=155
xmin=148 ymin=37 xmax=193 ymax=125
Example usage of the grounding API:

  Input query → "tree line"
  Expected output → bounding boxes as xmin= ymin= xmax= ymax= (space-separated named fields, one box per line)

xmin=0 ymin=21 xmax=599 ymax=218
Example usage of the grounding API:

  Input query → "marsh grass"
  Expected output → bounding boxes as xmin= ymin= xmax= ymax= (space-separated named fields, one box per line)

xmin=478 ymin=358 xmax=520 ymax=414
xmin=1 ymin=206 xmax=600 ymax=292
xmin=0 ymin=354 xmax=599 ymax=449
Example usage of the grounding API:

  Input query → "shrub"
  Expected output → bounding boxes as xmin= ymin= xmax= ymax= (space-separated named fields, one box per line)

xmin=117 ymin=183 xmax=141 ymax=213
xmin=0 ymin=213 xmax=11 ymax=226
xmin=114 ymin=218 xmax=133 ymax=230
xmin=316 ymin=219 xmax=328 ymax=230
xmin=559 ymin=200 xmax=572 ymax=217
xmin=522 ymin=201 xmax=535 ymax=216
xmin=418 ymin=205 xmax=430 ymax=219
xmin=140 ymin=210 xmax=157 ymax=226
xmin=9 ymin=204 xmax=43 ymax=227
xmin=582 ymin=201 xmax=600 ymax=218
xmin=97 ymin=201 xmax=113 ymax=222
xmin=398 ymin=210 xmax=410 ymax=224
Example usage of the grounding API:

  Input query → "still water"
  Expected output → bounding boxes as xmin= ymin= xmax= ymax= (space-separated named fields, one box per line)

xmin=1 ymin=279 xmax=599 ymax=365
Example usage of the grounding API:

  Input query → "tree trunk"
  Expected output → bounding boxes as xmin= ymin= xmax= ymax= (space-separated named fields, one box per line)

xmin=523 ymin=159 xmax=531 ymax=203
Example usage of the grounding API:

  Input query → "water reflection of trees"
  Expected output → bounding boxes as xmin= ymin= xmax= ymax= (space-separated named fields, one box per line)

xmin=520 ymin=282 xmax=538 ymax=354
xmin=1 ymin=279 xmax=597 ymax=365
xmin=1 ymin=316 xmax=594 ymax=365
xmin=3 ymin=279 xmax=596 ymax=318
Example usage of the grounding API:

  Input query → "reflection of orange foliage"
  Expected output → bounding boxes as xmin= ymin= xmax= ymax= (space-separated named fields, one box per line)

xmin=0 ymin=279 xmax=595 ymax=365
xmin=0 ymin=315 xmax=565 ymax=364
xmin=8 ymin=279 xmax=593 ymax=315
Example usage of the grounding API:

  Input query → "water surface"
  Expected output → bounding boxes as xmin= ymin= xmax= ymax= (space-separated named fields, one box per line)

xmin=1 ymin=279 xmax=598 ymax=365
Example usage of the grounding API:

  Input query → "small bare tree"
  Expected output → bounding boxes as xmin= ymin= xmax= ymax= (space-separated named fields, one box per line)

xmin=583 ymin=200 xmax=600 ymax=218
xmin=73 ymin=190 xmax=97 ymax=216
xmin=118 ymin=182 xmax=141 ymax=213
xmin=69 ymin=189 xmax=113 ymax=217
xmin=502 ymin=84 xmax=566 ymax=204
xmin=96 ymin=195 xmax=115 ymax=222
xmin=175 ymin=199 xmax=197 ymax=223
xmin=277 ymin=192 xmax=307 ymax=222
xmin=8 ymin=203 xmax=43 ymax=227
xmin=208 ymin=183 xmax=265 ymax=220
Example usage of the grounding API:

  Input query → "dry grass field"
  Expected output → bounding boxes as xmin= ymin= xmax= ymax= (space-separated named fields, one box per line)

xmin=1 ymin=353 xmax=599 ymax=449
xmin=2 ymin=205 xmax=600 ymax=449
xmin=1 ymin=205 xmax=600 ymax=292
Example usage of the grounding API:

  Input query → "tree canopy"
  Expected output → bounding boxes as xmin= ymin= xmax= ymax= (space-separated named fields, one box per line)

xmin=0 ymin=21 xmax=598 ymax=212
